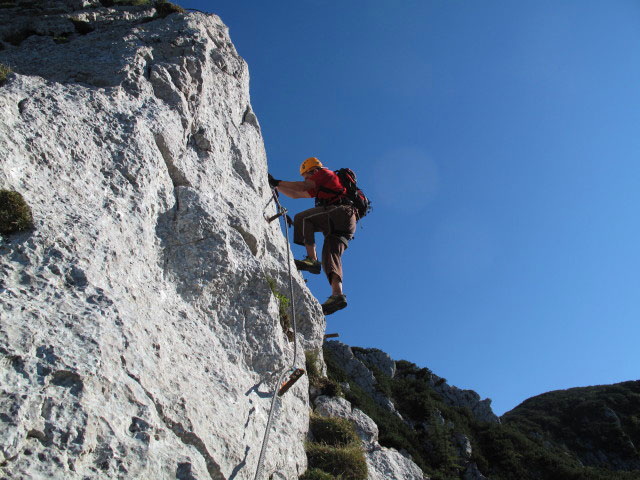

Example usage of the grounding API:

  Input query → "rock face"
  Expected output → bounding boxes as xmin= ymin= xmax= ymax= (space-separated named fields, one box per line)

xmin=352 ymin=347 xmax=395 ymax=379
xmin=431 ymin=381 xmax=499 ymax=424
xmin=0 ymin=2 xmax=324 ymax=479
xmin=324 ymin=341 xmax=401 ymax=416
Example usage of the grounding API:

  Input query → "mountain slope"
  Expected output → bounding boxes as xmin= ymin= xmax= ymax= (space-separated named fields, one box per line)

xmin=321 ymin=341 xmax=640 ymax=480
xmin=503 ymin=381 xmax=640 ymax=471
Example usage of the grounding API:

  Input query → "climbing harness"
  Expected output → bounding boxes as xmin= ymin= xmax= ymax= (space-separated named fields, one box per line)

xmin=253 ymin=187 xmax=305 ymax=480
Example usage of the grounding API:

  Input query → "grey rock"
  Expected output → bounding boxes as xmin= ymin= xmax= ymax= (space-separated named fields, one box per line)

xmin=367 ymin=446 xmax=429 ymax=480
xmin=353 ymin=347 xmax=396 ymax=378
xmin=0 ymin=2 xmax=325 ymax=479
xmin=463 ymin=462 xmax=490 ymax=480
xmin=324 ymin=341 xmax=401 ymax=417
xmin=454 ymin=432 xmax=473 ymax=460
xmin=314 ymin=395 xmax=378 ymax=445
xmin=432 ymin=380 xmax=499 ymax=424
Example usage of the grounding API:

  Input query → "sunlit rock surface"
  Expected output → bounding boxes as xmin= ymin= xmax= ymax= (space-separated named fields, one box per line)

xmin=0 ymin=2 xmax=324 ymax=478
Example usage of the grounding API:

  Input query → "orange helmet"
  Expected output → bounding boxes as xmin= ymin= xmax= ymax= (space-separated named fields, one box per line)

xmin=300 ymin=157 xmax=323 ymax=175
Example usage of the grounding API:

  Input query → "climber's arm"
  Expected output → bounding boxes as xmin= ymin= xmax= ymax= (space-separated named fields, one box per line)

xmin=277 ymin=180 xmax=314 ymax=199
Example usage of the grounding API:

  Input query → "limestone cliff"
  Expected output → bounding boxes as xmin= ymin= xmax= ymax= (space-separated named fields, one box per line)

xmin=0 ymin=2 xmax=325 ymax=479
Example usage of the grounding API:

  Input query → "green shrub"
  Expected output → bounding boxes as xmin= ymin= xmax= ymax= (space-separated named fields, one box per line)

xmin=155 ymin=0 xmax=185 ymax=17
xmin=306 ymin=351 xmax=343 ymax=397
xmin=0 ymin=63 xmax=10 ymax=86
xmin=52 ymin=33 xmax=71 ymax=44
xmin=266 ymin=276 xmax=291 ymax=333
xmin=305 ymin=443 xmax=367 ymax=480
xmin=0 ymin=190 xmax=33 ymax=235
xmin=299 ymin=469 xmax=334 ymax=480
xmin=103 ymin=0 xmax=152 ymax=6
xmin=305 ymin=350 xmax=321 ymax=379
xmin=310 ymin=414 xmax=360 ymax=448
xmin=70 ymin=18 xmax=95 ymax=35
xmin=316 ymin=377 xmax=342 ymax=397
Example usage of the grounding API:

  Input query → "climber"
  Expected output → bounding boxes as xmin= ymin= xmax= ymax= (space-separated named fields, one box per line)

xmin=269 ymin=157 xmax=356 ymax=315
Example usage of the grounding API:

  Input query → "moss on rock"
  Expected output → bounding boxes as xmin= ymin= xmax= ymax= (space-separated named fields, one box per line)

xmin=0 ymin=63 xmax=10 ymax=85
xmin=0 ymin=190 xmax=33 ymax=235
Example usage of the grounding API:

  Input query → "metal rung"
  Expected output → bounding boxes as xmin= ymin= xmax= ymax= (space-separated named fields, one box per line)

xmin=266 ymin=211 xmax=285 ymax=223
xmin=278 ymin=368 xmax=305 ymax=396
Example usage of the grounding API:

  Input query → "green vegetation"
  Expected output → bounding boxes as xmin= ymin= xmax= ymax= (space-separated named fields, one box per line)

xmin=306 ymin=350 xmax=342 ymax=397
xmin=310 ymin=414 xmax=360 ymax=447
xmin=324 ymin=344 xmax=640 ymax=480
xmin=306 ymin=350 xmax=321 ymax=379
xmin=155 ymin=0 xmax=185 ymax=17
xmin=324 ymin=345 xmax=457 ymax=477
xmin=0 ymin=190 xmax=33 ymax=235
xmin=299 ymin=469 xmax=334 ymax=480
xmin=304 ymin=415 xmax=367 ymax=480
xmin=99 ymin=0 xmax=185 ymax=15
xmin=100 ymin=0 xmax=152 ymax=6
xmin=266 ymin=277 xmax=291 ymax=333
xmin=305 ymin=443 xmax=367 ymax=480
xmin=502 ymin=381 xmax=640 ymax=472
xmin=70 ymin=18 xmax=95 ymax=35
xmin=0 ymin=63 xmax=10 ymax=86
xmin=53 ymin=33 xmax=71 ymax=44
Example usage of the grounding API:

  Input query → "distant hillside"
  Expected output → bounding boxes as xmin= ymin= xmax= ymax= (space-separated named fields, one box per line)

xmin=321 ymin=341 xmax=640 ymax=480
xmin=503 ymin=381 xmax=640 ymax=472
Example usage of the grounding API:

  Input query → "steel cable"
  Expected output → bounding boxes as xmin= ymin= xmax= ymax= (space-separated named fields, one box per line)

xmin=253 ymin=189 xmax=300 ymax=480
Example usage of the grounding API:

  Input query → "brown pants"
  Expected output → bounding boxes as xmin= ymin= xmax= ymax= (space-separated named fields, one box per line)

xmin=293 ymin=205 xmax=357 ymax=283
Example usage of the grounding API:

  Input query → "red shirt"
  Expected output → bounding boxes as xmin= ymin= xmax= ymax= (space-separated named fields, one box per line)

xmin=306 ymin=168 xmax=346 ymax=203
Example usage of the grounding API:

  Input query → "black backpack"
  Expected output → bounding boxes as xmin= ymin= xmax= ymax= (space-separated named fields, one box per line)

xmin=333 ymin=168 xmax=372 ymax=220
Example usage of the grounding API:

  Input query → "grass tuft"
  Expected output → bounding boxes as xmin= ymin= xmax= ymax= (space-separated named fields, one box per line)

xmin=0 ymin=190 xmax=33 ymax=235
xmin=306 ymin=350 xmax=343 ymax=397
xmin=52 ymin=33 xmax=71 ymax=44
xmin=305 ymin=350 xmax=321 ymax=379
xmin=305 ymin=443 xmax=367 ymax=480
xmin=266 ymin=276 xmax=291 ymax=333
xmin=310 ymin=414 xmax=360 ymax=448
xmin=299 ymin=468 xmax=335 ymax=480
xmin=155 ymin=0 xmax=185 ymax=17
xmin=0 ymin=63 xmax=10 ymax=86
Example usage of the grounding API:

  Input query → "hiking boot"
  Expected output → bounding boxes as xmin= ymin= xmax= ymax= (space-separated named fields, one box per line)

xmin=322 ymin=294 xmax=347 ymax=315
xmin=295 ymin=257 xmax=321 ymax=274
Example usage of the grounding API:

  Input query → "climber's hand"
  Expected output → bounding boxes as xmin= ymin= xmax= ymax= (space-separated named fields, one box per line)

xmin=268 ymin=173 xmax=281 ymax=188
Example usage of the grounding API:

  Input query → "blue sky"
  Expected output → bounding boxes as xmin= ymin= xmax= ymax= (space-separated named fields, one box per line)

xmin=180 ymin=0 xmax=640 ymax=415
